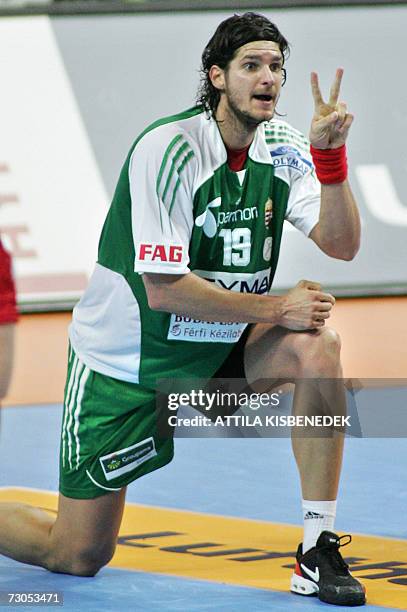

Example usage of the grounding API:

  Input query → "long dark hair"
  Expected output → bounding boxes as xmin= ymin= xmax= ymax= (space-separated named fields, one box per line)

xmin=196 ymin=12 xmax=289 ymax=115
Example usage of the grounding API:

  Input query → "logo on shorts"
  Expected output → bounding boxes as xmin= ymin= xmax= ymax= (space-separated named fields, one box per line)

xmin=99 ymin=437 xmax=157 ymax=481
xmin=107 ymin=458 xmax=121 ymax=471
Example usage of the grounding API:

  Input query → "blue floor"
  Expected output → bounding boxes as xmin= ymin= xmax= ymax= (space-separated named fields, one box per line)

xmin=0 ymin=403 xmax=406 ymax=611
xmin=1 ymin=403 xmax=406 ymax=537
xmin=0 ymin=556 xmax=391 ymax=612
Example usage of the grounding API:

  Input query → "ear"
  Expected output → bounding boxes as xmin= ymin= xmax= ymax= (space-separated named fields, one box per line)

xmin=209 ymin=65 xmax=225 ymax=91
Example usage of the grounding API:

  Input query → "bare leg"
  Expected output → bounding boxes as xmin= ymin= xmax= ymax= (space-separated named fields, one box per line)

xmin=290 ymin=334 xmax=345 ymax=500
xmin=0 ymin=487 xmax=126 ymax=576
xmin=244 ymin=324 xmax=345 ymax=501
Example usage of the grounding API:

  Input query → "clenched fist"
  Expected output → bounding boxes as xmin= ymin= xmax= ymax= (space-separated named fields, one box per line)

xmin=276 ymin=280 xmax=335 ymax=331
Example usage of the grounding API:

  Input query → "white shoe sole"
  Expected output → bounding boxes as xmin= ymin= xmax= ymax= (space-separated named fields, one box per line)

xmin=290 ymin=573 xmax=319 ymax=596
xmin=291 ymin=571 xmax=367 ymax=606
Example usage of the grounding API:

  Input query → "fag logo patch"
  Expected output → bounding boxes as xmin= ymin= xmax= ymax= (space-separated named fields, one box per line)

xmin=137 ymin=243 xmax=183 ymax=264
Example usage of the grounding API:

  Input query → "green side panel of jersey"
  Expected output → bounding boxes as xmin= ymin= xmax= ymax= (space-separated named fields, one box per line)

xmin=269 ymin=174 xmax=290 ymax=286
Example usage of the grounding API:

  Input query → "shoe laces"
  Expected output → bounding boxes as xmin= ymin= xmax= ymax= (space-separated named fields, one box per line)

xmin=320 ymin=534 xmax=352 ymax=574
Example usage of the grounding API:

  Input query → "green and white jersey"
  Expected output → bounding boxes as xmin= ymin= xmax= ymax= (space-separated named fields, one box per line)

xmin=69 ymin=107 xmax=321 ymax=388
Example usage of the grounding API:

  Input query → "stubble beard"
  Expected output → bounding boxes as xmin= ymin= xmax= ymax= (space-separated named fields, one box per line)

xmin=226 ymin=90 xmax=275 ymax=132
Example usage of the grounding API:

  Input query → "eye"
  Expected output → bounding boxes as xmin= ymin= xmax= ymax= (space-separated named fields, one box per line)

xmin=270 ymin=63 xmax=283 ymax=73
xmin=243 ymin=62 xmax=258 ymax=71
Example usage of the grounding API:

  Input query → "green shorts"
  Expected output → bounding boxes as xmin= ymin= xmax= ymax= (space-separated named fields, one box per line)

xmin=59 ymin=336 xmax=248 ymax=499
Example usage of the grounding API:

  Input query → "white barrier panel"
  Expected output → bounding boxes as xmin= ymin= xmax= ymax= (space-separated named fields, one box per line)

xmin=0 ymin=17 xmax=108 ymax=309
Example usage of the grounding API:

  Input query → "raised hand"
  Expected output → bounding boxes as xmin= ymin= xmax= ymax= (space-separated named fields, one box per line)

xmin=309 ymin=68 xmax=354 ymax=150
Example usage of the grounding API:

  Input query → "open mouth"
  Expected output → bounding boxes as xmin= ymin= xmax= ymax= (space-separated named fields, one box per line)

xmin=253 ymin=94 xmax=273 ymax=102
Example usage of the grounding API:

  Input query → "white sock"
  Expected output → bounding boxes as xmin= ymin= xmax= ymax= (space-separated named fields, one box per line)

xmin=302 ymin=499 xmax=337 ymax=553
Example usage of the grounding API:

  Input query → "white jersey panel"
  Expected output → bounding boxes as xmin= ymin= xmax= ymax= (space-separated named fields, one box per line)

xmin=69 ymin=264 xmax=142 ymax=383
xmin=266 ymin=119 xmax=321 ymax=236
xmin=130 ymin=123 xmax=197 ymax=275
xmin=285 ymin=169 xmax=321 ymax=236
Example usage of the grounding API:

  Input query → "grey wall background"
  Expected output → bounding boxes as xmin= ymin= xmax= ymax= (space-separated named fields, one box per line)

xmin=51 ymin=6 xmax=407 ymax=295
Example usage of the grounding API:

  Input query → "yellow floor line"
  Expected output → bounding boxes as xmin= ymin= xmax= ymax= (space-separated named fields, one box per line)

xmin=2 ymin=488 xmax=406 ymax=610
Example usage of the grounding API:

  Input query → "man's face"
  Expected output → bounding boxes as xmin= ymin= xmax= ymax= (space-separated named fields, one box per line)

xmin=212 ymin=41 xmax=284 ymax=127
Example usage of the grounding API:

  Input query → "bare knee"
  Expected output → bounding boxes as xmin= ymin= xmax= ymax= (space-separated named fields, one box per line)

xmin=47 ymin=540 xmax=116 ymax=577
xmin=72 ymin=543 xmax=116 ymax=576
xmin=321 ymin=327 xmax=341 ymax=352
xmin=313 ymin=327 xmax=340 ymax=354
xmin=292 ymin=327 xmax=342 ymax=375
xmin=44 ymin=488 xmax=126 ymax=577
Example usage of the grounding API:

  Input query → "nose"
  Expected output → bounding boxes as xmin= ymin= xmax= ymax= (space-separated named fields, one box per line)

xmin=260 ymin=65 xmax=276 ymax=85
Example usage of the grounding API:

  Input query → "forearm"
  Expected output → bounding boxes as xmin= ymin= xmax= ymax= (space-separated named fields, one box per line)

xmin=143 ymin=271 xmax=282 ymax=324
xmin=144 ymin=273 xmax=335 ymax=331
xmin=316 ymin=181 xmax=361 ymax=260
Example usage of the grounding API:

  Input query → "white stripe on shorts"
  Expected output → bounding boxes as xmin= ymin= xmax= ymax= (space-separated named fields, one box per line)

xmin=86 ymin=470 xmax=121 ymax=492
xmin=73 ymin=365 xmax=90 ymax=470
xmin=66 ymin=359 xmax=85 ymax=469
xmin=62 ymin=355 xmax=79 ymax=468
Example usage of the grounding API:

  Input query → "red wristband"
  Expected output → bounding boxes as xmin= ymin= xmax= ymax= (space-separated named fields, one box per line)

xmin=310 ymin=144 xmax=348 ymax=184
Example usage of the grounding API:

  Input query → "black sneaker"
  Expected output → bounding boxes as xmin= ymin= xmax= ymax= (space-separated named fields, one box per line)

xmin=290 ymin=531 xmax=366 ymax=606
